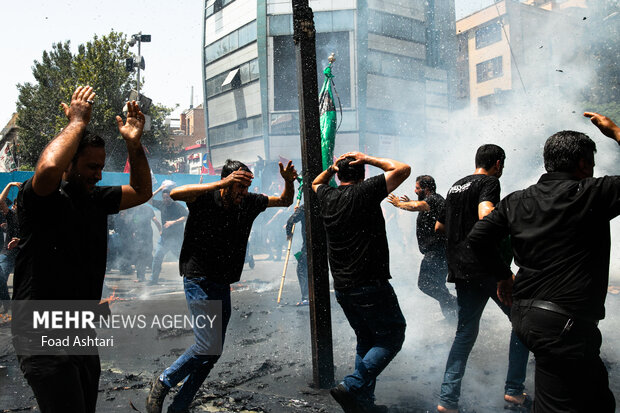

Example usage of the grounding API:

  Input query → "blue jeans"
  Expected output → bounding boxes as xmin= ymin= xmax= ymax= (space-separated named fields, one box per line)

xmin=151 ymin=236 xmax=182 ymax=282
xmin=160 ymin=277 xmax=231 ymax=411
xmin=0 ymin=252 xmax=16 ymax=304
xmin=439 ymin=278 xmax=529 ymax=410
xmin=335 ymin=281 xmax=406 ymax=404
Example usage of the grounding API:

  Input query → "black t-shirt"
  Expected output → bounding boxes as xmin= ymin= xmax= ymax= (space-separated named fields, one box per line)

xmin=316 ymin=174 xmax=390 ymax=290
xmin=468 ymin=172 xmax=620 ymax=321
xmin=416 ymin=192 xmax=446 ymax=254
xmin=438 ymin=174 xmax=500 ymax=282
xmin=12 ymin=178 xmax=122 ymax=300
xmin=152 ymin=199 xmax=187 ymax=239
xmin=180 ymin=190 xmax=268 ymax=284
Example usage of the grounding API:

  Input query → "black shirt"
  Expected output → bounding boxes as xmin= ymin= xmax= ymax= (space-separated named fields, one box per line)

xmin=416 ymin=192 xmax=446 ymax=254
xmin=316 ymin=174 xmax=391 ymax=290
xmin=438 ymin=174 xmax=501 ymax=282
xmin=13 ymin=178 xmax=122 ymax=300
xmin=152 ymin=199 xmax=188 ymax=239
xmin=180 ymin=190 xmax=268 ymax=284
xmin=468 ymin=172 xmax=620 ymax=321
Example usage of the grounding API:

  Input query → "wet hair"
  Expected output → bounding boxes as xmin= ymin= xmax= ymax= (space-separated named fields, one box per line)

xmin=221 ymin=159 xmax=251 ymax=179
xmin=475 ymin=144 xmax=505 ymax=170
xmin=416 ymin=175 xmax=436 ymax=192
xmin=72 ymin=131 xmax=105 ymax=163
xmin=336 ymin=157 xmax=365 ymax=183
xmin=544 ymin=130 xmax=596 ymax=173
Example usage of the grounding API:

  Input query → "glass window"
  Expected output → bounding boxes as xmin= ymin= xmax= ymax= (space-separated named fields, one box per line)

xmin=240 ymin=62 xmax=250 ymax=84
xmin=205 ymin=22 xmax=257 ymax=63
xmin=314 ymin=12 xmax=333 ymax=32
xmin=332 ymin=10 xmax=355 ymax=31
xmin=476 ymin=56 xmax=503 ymax=83
xmin=368 ymin=10 xmax=425 ymax=43
xmin=475 ymin=22 xmax=502 ymax=49
xmin=249 ymin=59 xmax=259 ymax=81
xmin=269 ymin=15 xmax=293 ymax=36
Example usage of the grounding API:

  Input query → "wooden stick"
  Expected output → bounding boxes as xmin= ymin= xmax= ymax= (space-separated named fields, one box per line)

xmin=277 ymin=198 xmax=302 ymax=303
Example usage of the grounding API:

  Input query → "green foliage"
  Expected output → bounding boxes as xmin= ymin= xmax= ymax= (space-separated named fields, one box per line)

xmin=16 ymin=31 xmax=175 ymax=172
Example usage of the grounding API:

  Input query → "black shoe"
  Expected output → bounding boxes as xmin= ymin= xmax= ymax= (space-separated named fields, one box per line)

xmin=146 ymin=376 xmax=170 ymax=413
xmin=330 ymin=384 xmax=359 ymax=413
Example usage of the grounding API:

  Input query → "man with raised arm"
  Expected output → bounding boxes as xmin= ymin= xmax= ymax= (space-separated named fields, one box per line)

xmin=436 ymin=144 xmax=530 ymax=413
xmin=387 ymin=175 xmax=457 ymax=322
xmin=11 ymin=85 xmax=152 ymax=413
xmin=312 ymin=151 xmax=410 ymax=413
xmin=146 ymin=158 xmax=297 ymax=413
xmin=467 ymin=113 xmax=620 ymax=412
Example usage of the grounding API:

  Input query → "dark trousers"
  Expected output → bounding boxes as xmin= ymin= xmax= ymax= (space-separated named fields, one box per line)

xmin=19 ymin=354 xmax=101 ymax=413
xmin=418 ymin=250 xmax=457 ymax=319
xmin=335 ymin=281 xmax=406 ymax=403
xmin=512 ymin=304 xmax=615 ymax=413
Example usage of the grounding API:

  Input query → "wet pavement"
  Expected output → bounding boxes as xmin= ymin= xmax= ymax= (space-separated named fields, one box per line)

xmin=1 ymin=252 xmax=619 ymax=412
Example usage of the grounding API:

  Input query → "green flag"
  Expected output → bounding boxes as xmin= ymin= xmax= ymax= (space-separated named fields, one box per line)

xmin=319 ymin=65 xmax=337 ymax=185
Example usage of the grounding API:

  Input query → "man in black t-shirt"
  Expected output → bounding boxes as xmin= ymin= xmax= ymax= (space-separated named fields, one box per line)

xmin=387 ymin=175 xmax=457 ymax=321
xmin=149 ymin=185 xmax=188 ymax=285
xmin=146 ymin=158 xmax=297 ymax=413
xmin=436 ymin=145 xmax=530 ymax=413
xmin=12 ymin=86 xmax=152 ymax=413
xmin=312 ymin=151 xmax=410 ymax=412
xmin=468 ymin=114 xmax=620 ymax=412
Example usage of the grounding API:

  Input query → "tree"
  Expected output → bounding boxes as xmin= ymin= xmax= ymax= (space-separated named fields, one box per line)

xmin=16 ymin=31 xmax=175 ymax=172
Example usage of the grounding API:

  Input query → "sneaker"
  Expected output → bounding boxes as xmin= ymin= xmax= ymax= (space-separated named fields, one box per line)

xmin=146 ymin=376 xmax=170 ymax=413
xmin=296 ymin=299 xmax=309 ymax=306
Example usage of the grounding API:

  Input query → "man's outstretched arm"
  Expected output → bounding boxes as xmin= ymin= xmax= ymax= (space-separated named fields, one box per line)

xmin=387 ymin=193 xmax=429 ymax=212
xmin=267 ymin=161 xmax=298 ymax=207
xmin=584 ymin=112 xmax=620 ymax=143
xmin=170 ymin=168 xmax=253 ymax=203
xmin=118 ymin=101 xmax=152 ymax=210
xmin=33 ymin=86 xmax=96 ymax=197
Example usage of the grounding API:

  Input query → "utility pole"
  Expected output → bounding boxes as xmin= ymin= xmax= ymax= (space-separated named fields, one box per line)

xmin=292 ymin=0 xmax=334 ymax=389
xmin=126 ymin=32 xmax=151 ymax=101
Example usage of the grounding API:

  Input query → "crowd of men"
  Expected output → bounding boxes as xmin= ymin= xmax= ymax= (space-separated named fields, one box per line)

xmin=5 ymin=85 xmax=620 ymax=413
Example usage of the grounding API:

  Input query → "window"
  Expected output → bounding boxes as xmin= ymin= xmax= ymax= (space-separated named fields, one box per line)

xmin=475 ymin=22 xmax=502 ymax=49
xmin=476 ymin=56 xmax=503 ymax=83
xmin=205 ymin=21 xmax=257 ymax=63
xmin=205 ymin=58 xmax=259 ymax=99
xmin=208 ymin=116 xmax=262 ymax=146
xmin=366 ymin=50 xmax=425 ymax=80
xmin=206 ymin=0 xmax=235 ymax=18
xmin=272 ymin=31 xmax=351 ymax=111
xmin=368 ymin=10 xmax=425 ymax=43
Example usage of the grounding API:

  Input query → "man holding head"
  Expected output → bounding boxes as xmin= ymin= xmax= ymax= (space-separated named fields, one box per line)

xmin=468 ymin=113 xmax=620 ymax=412
xmin=12 ymin=86 xmax=152 ymax=412
xmin=146 ymin=158 xmax=297 ymax=413
xmin=436 ymin=144 xmax=530 ymax=413
xmin=312 ymin=151 xmax=410 ymax=412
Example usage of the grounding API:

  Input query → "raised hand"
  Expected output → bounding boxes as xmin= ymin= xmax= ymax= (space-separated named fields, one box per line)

xmin=61 ymin=86 xmax=96 ymax=125
xmin=584 ymin=112 xmax=620 ymax=142
xmin=222 ymin=168 xmax=254 ymax=188
xmin=116 ymin=101 xmax=145 ymax=143
xmin=279 ymin=160 xmax=298 ymax=182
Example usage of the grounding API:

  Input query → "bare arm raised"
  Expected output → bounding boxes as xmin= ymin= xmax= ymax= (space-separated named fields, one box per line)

xmin=387 ymin=193 xmax=430 ymax=212
xmin=584 ymin=112 xmax=620 ymax=143
xmin=32 ymin=86 xmax=96 ymax=197
xmin=267 ymin=161 xmax=298 ymax=207
xmin=118 ymin=101 xmax=152 ymax=210
xmin=170 ymin=168 xmax=254 ymax=203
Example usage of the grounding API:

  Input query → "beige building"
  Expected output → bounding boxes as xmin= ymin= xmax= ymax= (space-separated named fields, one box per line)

xmin=456 ymin=0 xmax=587 ymax=115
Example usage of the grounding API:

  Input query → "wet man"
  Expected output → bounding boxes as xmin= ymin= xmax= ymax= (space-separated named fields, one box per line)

xmin=387 ymin=175 xmax=457 ymax=322
xmin=313 ymin=151 xmax=410 ymax=412
xmin=436 ymin=144 xmax=530 ymax=413
xmin=149 ymin=184 xmax=188 ymax=285
xmin=146 ymin=158 xmax=297 ymax=413
xmin=12 ymin=86 xmax=152 ymax=413
xmin=467 ymin=113 xmax=620 ymax=412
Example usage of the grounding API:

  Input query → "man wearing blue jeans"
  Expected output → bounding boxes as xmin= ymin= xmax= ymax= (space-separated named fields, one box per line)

xmin=146 ymin=158 xmax=297 ymax=413
xmin=436 ymin=144 xmax=530 ymax=413
xmin=313 ymin=151 xmax=410 ymax=412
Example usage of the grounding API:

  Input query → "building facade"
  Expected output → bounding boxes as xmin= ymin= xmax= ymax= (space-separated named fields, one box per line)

xmin=455 ymin=0 xmax=588 ymax=115
xmin=202 ymin=0 xmax=457 ymax=169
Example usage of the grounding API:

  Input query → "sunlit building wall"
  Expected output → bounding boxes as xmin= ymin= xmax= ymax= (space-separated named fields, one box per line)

xmin=202 ymin=0 xmax=456 ymax=168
